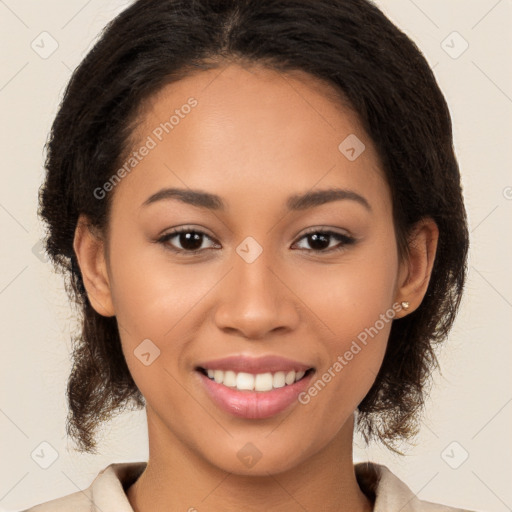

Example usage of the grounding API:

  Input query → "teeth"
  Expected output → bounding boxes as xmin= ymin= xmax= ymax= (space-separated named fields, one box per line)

xmin=254 ymin=373 xmax=273 ymax=391
xmin=285 ymin=370 xmax=295 ymax=385
xmin=272 ymin=371 xmax=286 ymax=388
xmin=236 ymin=372 xmax=255 ymax=390
xmin=203 ymin=369 xmax=308 ymax=391
xmin=223 ymin=370 xmax=237 ymax=387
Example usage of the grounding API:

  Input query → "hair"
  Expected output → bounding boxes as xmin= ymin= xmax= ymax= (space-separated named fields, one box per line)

xmin=39 ymin=0 xmax=469 ymax=454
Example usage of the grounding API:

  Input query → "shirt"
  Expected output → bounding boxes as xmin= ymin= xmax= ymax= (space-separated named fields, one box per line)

xmin=21 ymin=461 xmax=476 ymax=511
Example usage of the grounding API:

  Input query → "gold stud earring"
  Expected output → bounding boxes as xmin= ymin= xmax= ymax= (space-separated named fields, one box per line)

xmin=401 ymin=301 xmax=410 ymax=310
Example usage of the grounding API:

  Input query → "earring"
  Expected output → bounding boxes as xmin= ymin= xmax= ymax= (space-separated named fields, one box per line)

xmin=401 ymin=301 xmax=410 ymax=310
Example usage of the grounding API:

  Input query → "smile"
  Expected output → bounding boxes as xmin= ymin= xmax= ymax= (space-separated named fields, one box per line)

xmin=196 ymin=367 xmax=316 ymax=419
xmin=198 ymin=368 xmax=313 ymax=392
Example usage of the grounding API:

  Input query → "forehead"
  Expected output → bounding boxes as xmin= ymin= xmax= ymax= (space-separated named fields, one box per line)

xmin=112 ymin=62 xmax=389 ymax=215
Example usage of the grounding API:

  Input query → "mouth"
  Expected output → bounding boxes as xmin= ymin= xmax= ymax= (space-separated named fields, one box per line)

xmin=195 ymin=366 xmax=315 ymax=392
xmin=194 ymin=363 xmax=316 ymax=419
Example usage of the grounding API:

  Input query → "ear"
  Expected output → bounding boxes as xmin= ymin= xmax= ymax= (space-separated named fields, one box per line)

xmin=73 ymin=214 xmax=115 ymax=317
xmin=395 ymin=217 xmax=439 ymax=317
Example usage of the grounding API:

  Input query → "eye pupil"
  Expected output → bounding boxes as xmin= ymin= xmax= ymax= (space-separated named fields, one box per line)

xmin=308 ymin=232 xmax=329 ymax=250
xmin=180 ymin=232 xmax=203 ymax=251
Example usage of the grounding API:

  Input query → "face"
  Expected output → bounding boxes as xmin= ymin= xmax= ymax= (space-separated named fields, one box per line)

xmin=86 ymin=63 xmax=408 ymax=475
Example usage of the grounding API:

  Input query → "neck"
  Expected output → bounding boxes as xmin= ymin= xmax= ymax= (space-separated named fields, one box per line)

xmin=127 ymin=411 xmax=373 ymax=512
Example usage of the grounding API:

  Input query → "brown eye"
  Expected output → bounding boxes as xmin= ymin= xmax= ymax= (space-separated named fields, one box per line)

xmin=293 ymin=230 xmax=356 ymax=253
xmin=157 ymin=228 xmax=218 ymax=254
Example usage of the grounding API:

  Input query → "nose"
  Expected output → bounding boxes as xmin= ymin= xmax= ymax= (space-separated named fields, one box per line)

xmin=213 ymin=248 xmax=300 ymax=340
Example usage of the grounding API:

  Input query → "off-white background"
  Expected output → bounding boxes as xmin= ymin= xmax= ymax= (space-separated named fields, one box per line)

xmin=1 ymin=0 xmax=511 ymax=511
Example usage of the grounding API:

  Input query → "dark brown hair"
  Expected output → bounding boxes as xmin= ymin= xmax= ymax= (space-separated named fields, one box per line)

xmin=39 ymin=0 xmax=469 ymax=454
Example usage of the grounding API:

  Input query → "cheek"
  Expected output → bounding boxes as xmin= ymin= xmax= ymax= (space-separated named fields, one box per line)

xmin=296 ymin=295 xmax=394 ymax=445
xmin=292 ymin=233 xmax=398 ymax=420
xmin=104 ymin=233 xmax=203 ymax=393
xmin=296 ymin=232 xmax=399 ymax=344
xmin=107 ymin=228 xmax=217 ymax=338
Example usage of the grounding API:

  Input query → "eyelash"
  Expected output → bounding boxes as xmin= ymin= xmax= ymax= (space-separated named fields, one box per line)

xmin=156 ymin=226 xmax=356 ymax=256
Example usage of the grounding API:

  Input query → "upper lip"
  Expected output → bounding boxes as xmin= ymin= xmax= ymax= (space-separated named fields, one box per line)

xmin=196 ymin=355 xmax=314 ymax=374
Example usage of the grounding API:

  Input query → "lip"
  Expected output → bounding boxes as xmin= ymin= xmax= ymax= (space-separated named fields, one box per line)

xmin=195 ymin=355 xmax=314 ymax=374
xmin=196 ymin=369 xmax=315 ymax=419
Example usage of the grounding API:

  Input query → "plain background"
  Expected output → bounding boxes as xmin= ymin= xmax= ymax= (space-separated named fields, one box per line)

xmin=0 ymin=0 xmax=511 ymax=510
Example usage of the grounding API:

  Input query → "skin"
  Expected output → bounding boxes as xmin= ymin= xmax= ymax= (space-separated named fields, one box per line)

xmin=73 ymin=62 xmax=438 ymax=512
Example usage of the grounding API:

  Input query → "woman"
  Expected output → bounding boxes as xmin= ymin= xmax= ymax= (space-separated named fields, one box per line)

xmin=24 ymin=0 xmax=474 ymax=510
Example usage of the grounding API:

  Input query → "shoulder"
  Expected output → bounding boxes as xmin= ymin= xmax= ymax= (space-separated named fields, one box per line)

xmin=355 ymin=461 xmax=477 ymax=512
xmin=21 ymin=461 xmax=147 ymax=512
xmin=21 ymin=490 xmax=91 ymax=512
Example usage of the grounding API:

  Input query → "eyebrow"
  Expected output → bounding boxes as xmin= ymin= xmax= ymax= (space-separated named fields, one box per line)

xmin=141 ymin=187 xmax=371 ymax=212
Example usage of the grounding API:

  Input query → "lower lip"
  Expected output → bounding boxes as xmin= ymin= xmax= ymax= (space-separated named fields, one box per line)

xmin=197 ymin=370 xmax=314 ymax=419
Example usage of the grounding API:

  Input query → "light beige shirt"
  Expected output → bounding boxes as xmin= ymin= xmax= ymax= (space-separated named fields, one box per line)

xmin=22 ymin=461 xmax=476 ymax=511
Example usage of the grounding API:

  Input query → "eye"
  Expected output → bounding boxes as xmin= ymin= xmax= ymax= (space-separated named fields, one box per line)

xmin=292 ymin=229 xmax=356 ymax=253
xmin=156 ymin=227 xmax=219 ymax=255
xmin=156 ymin=227 xmax=356 ymax=256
